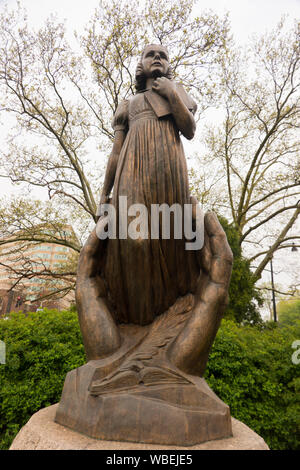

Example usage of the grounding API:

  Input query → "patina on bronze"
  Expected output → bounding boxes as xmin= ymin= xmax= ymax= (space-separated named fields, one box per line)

xmin=55 ymin=45 xmax=233 ymax=446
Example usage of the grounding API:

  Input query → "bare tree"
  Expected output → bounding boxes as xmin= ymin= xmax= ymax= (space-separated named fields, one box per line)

xmin=196 ymin=18 xmax=300 ymax=283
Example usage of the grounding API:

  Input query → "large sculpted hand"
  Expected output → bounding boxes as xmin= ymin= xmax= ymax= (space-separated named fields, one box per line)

xmin=75 ymin=217 xmax=121 ymax=360
xmin=76 ymin=210 xmax=232 ymax=375
xmin=168 ymin=210 xmax=233 ymax=376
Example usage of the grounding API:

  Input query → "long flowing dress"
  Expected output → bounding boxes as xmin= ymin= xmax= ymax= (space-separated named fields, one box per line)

xmin=102 ymin=89 xmax=200 ymax=325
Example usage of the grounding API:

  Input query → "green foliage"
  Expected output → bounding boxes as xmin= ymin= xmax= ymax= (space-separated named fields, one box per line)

xmin=278 ymin=298 xmax=300 ymax=326
xmin=1 ymin=310 xmax=300 ymax=450
xmin=0 ymin=309 xmax=85 ymax=449
xmin=218 ymin=216 xmax=263 ymax=324
xmin=205 ymin=319 xmax=300 ymax=450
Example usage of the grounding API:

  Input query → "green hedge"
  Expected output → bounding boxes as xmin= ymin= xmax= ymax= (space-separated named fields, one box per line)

xmin=205 ymin=319 xmax=300 ymax=450
xmin=0 ymin=310 xmax=299 ymax=449
xmin=0 ymin=309 xmax=85 ymax=449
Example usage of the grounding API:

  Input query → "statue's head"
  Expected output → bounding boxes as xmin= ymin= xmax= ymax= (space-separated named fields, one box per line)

xmin=135 ymin=44 xmax=172 ymax=92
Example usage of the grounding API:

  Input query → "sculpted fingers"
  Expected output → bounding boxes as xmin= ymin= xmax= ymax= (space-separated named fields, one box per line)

xmin=204 ymin=212 xmax=233 ymax=291
xmin=198 ymin=225 xmax=211 ymax=273
xmin=205 ymin=212 xmax=233 ymax=261
xmin=152 ymin=77 xmax=175 ymax=98
xmin=189 ymin=196 xmax=210 ymax=272
xmin=77 ymin=216 xmax=109 ymax=279
xmin=153 ymin=77 xmax=165 ymax=86
xmin=152 ymin=78 xmax=163 ymax=94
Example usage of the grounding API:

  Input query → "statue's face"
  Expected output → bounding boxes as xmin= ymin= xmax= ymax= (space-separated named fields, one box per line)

xmin=141 ymin=45 xmax=169 ymax=78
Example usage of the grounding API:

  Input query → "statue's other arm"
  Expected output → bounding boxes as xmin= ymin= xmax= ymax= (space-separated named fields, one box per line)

xmin=152 ymin=78 xmax=196 ymax=140
xmin=100 ymin=130 xmax=126 ymax=203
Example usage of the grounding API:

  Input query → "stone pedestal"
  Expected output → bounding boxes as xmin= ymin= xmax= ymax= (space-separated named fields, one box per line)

xmin=9 ymin=404 xmax=269 ymax=450
xmin=55 ymin=357 xmax=232 ymax=446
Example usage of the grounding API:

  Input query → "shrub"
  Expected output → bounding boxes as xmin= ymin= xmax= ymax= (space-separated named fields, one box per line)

xmin=0 ymin=309 xmax=85 ymax=449
xmin=205 ymin=319 xmax=300 ymax=450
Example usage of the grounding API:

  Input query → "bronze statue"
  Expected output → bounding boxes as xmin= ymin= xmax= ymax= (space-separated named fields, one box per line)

xmin=55 ymin=44 xmax=233 ymax=446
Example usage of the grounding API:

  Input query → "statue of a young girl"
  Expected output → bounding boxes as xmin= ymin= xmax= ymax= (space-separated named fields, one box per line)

xmin=99 ymin=44 xmax=200 ymax=325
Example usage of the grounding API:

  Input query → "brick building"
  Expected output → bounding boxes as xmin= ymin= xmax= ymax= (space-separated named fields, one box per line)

xmin=0 ymin=225 xmax=77 ymax=317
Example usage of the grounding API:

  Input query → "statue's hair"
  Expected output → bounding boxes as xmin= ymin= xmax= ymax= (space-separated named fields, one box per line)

xmin=135 ymin=44 xmax=173 ymax=93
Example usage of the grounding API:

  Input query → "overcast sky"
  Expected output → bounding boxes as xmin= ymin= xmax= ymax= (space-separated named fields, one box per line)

xmin=1 ymin=0 xmax=300 ymax=42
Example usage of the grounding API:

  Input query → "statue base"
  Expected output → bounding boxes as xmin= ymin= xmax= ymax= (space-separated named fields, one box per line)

xmin=9 ymin=404 xmax=269 ymax=450
xmin=54 ymin=356 xmax=232 ymax=446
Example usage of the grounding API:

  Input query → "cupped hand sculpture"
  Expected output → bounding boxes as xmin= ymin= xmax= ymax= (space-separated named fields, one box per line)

xmin=55 ymin=208 xmax=233 ymax=446
xmin=76 ymin=209 xmax=233 ymax=377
